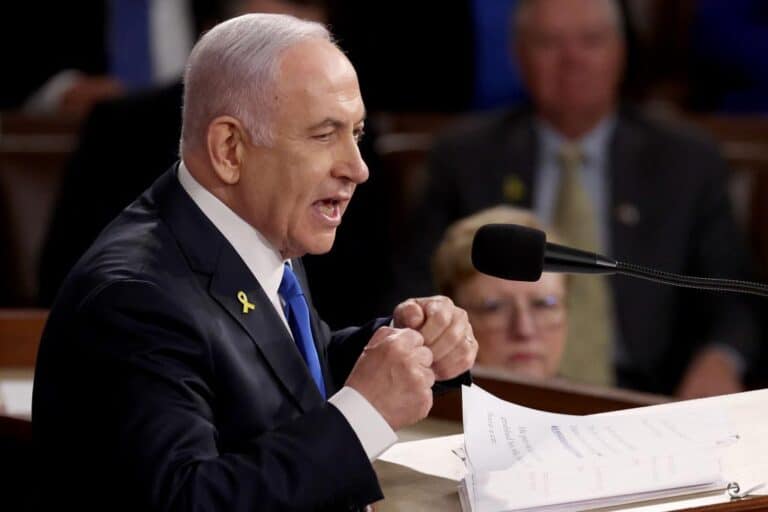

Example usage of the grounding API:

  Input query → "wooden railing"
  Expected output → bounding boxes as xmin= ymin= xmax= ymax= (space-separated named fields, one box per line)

xmin=430 ymin=366 xmax=669 ymax=422
xmin=0 ymin=308 xmax=44 ymax=511
xmin=0 ymin=112 xmax=80 ymax=305
xmin=0 ymin=309 xmax=47 ymax=367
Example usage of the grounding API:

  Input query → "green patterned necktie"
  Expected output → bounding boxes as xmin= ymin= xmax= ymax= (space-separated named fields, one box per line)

xmin=552 ymin=143 xmax=614 ymax=387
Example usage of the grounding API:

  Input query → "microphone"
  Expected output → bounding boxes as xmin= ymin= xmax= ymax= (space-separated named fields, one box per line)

xmin=471 ymin=223 xmax=768 ymax=298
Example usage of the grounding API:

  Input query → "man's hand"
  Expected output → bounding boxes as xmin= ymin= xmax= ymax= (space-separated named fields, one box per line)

xmin=676 ymin=347 xmax=744 ymax=399
xmin=393 ymin=296 xmax=478 ymax=381
xmin=345 ymin=327 xmax=435 ymax=431
xmin=59 ymin=75 xmax=124 ymax=118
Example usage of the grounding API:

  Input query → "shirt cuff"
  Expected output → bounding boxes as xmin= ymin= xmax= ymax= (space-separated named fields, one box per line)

xmin=328 ymin=386 xmax=398 ymax=461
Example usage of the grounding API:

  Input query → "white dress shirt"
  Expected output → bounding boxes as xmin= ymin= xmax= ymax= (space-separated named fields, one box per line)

xmin=177 ymin=162 xmax=397 ymax=460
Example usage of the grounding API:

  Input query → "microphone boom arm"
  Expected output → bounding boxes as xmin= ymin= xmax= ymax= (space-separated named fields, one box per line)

xmin=543 ymin=242 xmax=768 ymax=297
xmin=615 ymin=261 xmax=768 ymax=298
xmin=545 ymin=242 xmax=618 ymax=274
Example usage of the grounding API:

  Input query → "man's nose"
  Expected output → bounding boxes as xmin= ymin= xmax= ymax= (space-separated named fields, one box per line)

xmin=334 ymin=137 xmax=369 ymax=184
xmin=559 ymin=39 xmax=590 ymax=65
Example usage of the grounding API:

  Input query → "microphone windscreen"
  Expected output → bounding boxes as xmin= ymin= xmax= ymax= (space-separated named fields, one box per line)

xmin=471 ymin=224 xmax=545 ymax=281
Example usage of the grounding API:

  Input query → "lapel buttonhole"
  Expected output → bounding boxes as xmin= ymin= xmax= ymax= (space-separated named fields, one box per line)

xmin=615 ymin=203 xmax=640 ymax=226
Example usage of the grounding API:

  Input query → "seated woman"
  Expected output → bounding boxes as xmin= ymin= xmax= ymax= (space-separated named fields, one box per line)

xmin=432 ymin=206 xmax=568 ymax=379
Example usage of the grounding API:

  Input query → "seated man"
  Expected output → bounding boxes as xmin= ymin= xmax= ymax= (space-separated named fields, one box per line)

xmin=32 ymin=13 xmax=477 ymax=511
xmin=432 ymin=206 xmax=580 ymax=382
xmin=398 ymin=0 xmax=760 ymax=397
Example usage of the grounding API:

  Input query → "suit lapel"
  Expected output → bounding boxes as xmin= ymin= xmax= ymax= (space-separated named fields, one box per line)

xmin=609 ymin=114 xmax=650 ymax=260
xmin=155 ymin=165 xmax=323 ymax=412
xmin=209 ymin=247 xmax=324 ymax=412
xmin=501 ymin=113 xmax=537 ymax=209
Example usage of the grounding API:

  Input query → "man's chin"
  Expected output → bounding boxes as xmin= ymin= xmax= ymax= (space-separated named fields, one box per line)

xmin=298 ymin=232 xmax=338 ymax=257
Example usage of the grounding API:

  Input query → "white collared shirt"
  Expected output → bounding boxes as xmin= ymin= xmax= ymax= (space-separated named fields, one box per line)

xmin=177 ymin=161 xmax=397 ymax=460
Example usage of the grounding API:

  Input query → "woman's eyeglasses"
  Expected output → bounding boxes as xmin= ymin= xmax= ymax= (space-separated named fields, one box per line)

xmin=461 ymin=295 xmax=565 ymax=331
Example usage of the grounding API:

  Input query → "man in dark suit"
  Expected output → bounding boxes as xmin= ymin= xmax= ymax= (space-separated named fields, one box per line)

xmin=399 ymin=0 xmax=760 ymax=397
xmin=33 ymin=13 xmax=477 ymax=511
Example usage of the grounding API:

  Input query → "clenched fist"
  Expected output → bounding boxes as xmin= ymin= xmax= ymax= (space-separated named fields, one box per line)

xmin=393 ymin=295 xmax=478 ymax=381
xmin=345 ymin=327 xmax=435 ymax=430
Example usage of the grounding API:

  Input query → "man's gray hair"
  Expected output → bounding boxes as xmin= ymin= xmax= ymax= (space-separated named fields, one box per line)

xmin=513 ymin=0 xmax=623 ymax=39
xmin=181 ymin=13 xmax=331 ymax=152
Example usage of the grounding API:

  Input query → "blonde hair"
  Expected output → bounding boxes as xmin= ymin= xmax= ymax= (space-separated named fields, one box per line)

xmin=432 ymin=206 xmax=564 ymax=296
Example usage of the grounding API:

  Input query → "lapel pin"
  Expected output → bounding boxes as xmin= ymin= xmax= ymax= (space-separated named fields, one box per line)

xmin=503 ymin=175 xmax=526 ymax=203
xmin=616 ymin=203 xmax=640 ymax=226
xmin=237 ymin=291 xmax=255 ymax=314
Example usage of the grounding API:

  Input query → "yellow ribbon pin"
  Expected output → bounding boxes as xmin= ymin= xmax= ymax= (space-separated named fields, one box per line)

xmin=237 ymin=291 xmax=255 ymax=314
xmin=503 ymin=175 xmax=526 ymax=203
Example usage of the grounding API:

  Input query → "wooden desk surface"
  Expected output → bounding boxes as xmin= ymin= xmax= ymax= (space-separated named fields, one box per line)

xmin=0 ymin=368 xmax=33 ymax=379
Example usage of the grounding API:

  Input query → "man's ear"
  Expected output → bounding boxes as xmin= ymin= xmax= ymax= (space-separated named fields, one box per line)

xmin=207 ymin=116 xmax=247 ymax=185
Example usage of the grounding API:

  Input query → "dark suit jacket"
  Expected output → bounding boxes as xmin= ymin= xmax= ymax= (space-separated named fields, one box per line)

xmin=400 ymin=107 xmax=761 ymax=394
xmin=33 ymin=167 xmax=387 ymax=511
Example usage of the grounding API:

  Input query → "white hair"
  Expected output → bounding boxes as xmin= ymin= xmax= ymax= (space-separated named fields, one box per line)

xmin=513 ymin=0 xmax=624 ymax=38
xmin=180 ymin=13 xmax=331 ymax=153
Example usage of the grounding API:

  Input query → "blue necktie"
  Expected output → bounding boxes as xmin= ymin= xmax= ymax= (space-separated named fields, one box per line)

xmin=279 ymin=263 xmax=326 ymax=398
xmin=109 ymin=0 xmax=153 ymax=90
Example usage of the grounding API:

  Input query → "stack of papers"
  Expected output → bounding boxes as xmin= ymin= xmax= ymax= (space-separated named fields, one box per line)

xmin=459 ymin=385 xmax=734 ymax=512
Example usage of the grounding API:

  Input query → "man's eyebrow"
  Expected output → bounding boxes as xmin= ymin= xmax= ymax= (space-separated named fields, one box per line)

xmin=307 ymin=112 xmax=367 ymax=131
xmin=308 ymin=118 xmax=343 ymax=131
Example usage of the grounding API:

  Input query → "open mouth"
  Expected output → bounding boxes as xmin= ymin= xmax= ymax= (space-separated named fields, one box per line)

xmin=314 ymin=198 xmax=342 ymax=222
